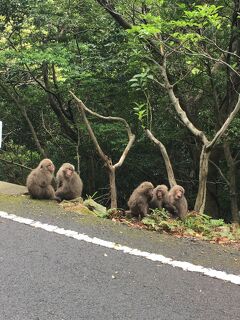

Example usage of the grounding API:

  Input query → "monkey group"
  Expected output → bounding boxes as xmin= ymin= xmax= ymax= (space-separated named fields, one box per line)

xmin=127 ymin=181 xmax=188 ymax=220
xmin=26 ymin=159 xmax=188 ymax=220
xmin=26 ymin=159 xmax=83 ymax=202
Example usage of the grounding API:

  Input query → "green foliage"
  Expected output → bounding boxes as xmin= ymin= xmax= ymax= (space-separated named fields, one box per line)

xmin=129 ymin=67 xmax=154 ymax=128
xmin=128 ymin=3 xmax=224 ymax=44
xmin=1 ymin=140 xmax=40 ymax=165
xmin=133 ymin=103 xmax=147 ymax=126
xmin=105 ymin=205 xmax=240 ymax=244
xmin=129 ymin=68 xmax=154 ymax=91
xmin=0 ymin=141 xmax=40 ymax=184
xmin=141 ymin=210 xmax=239 ymax=242
xmin=143 ymin=209 xmax=181 ymax=232
xmin=183 ymin=4 xmax=224 ymax=29
xmin=184 ymin=214 xmax=225 ymax=235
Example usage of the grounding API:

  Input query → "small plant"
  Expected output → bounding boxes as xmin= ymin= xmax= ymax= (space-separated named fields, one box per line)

xmin=140 ymin=209 xmax=239 ymax=244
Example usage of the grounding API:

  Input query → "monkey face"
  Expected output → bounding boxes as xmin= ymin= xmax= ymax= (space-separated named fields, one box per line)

xmin=40 ymin=159 xmax=55 ymax=173
xmin=47 ymin=163 xmax=55 ymax=173
xmin=155 ymin=185 xmax=168 ymax=199
xmin=175 ymin=188 xmax=184 ymax=199
xmin=65 ymin=167 xmax=74 ymax=177
xmin=157 ymin=189 xmax=166 ymax=199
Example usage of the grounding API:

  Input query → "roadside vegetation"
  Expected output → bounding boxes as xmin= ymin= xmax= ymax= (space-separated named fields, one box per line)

xmin=60 ymin=198 xmax=240 ymax=247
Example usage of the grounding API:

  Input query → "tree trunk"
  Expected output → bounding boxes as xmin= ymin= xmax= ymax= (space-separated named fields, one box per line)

xmin=109 ymin=167 xmax=117 ymax=208
xmin=194 ymin=146 xmax=211 ymax=214
xmin=223 ymin=141 xmax=239 ymax=223
xmin=229 ymin=168 xmax=239 ymax=223
xmin=88 ymin=155 xmax=96 ymax=194
xmin=21 ymin=107 xmax=47 ymax=158
xmin=41 ymin=63 xmax=78 ymax=142
xmin=145 ymin=129 xmax=176 ymax=187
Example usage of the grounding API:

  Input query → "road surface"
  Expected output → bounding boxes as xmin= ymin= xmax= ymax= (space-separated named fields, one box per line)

xmin=0 ymin=183 xmax=239 ymax=319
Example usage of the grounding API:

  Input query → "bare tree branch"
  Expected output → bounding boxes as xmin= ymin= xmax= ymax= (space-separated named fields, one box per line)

xmin=159 ymin=58 xmax=209 ymax=145
xmin=114 ymin=134 xmax=135 ymax=169
xmin=209 ymin=160 xmax=229 ymax=186
xmin=0 ymin=157 xmax=32 ymax=171
xmin=75 ymin=98 xmax=109 ymax=167
xmin=96 ymin=0 xmax=132 ymax=30
xmin=70 ymin=90 xmax=136 ymax=208
xmin=70 ymin=91 xmax=136 ymax=159
xmin=207 ymin=94 xmax=240 ymax=150
xmin=145 ymin=129 xmax=176 ymax=187
xmin=0 ymin=80 xmax=47 ymax=158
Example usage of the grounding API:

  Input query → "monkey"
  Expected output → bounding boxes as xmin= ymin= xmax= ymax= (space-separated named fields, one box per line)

xmin=55 ymin=163 xmax=83 ymax=201
xmin=127 ymin=181 xmax=154 ymax=219
xmin=26 ymin=158 xmax=56 ymax=200
xmin=164 ymin=185 xmax=188 ymax=219
xmin=149 ymin=184 xmax=169 ymax=210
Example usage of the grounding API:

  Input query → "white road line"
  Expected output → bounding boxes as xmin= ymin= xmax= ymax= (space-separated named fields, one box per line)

xmin=0 ymin=210 xmax=240 ymax=285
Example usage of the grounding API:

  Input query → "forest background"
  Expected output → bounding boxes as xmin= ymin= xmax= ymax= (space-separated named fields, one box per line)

xmin=0 ymin=0 xmax=239 ymax=223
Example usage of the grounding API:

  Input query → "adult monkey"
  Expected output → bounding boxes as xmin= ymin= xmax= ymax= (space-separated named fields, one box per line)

xmin=149 ymin=184 xmax=169 ymax=210
xmin=165 ymin=185 xmax=188 ymax=219
xmin=55 ymin=163 xmax=83 ymax=201
xmin=127 ymin=181 xmax=154 ymax=219
xmin=26 ymin=158 xmax=56 ymax=200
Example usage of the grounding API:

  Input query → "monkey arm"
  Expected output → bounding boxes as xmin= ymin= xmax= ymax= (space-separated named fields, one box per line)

xmin=57 ymin=180 xmax=63 ymax=188
xmin=39 ymin=181 xmax=47 ymax=188
xmin=162 ymin=202 xmax=178 ymax=216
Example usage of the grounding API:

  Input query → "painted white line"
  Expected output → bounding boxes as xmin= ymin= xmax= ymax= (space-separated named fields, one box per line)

xmin=0 ymin=210 xmax=240 ymax=285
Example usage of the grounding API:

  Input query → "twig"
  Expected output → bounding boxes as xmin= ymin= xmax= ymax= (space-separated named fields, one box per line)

xmin=0 ymin=158 xmax=32 ymax=171
xmin=209 ymin=160 xmax=229 ymax=186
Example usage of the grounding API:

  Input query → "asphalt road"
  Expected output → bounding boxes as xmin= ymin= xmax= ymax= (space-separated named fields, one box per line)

xmin=0 ymin=190 xmax=240 ymax=319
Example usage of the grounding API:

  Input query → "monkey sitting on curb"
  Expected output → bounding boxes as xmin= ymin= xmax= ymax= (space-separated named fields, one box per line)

xmin=26 ymin=158 xmax=56 ymax=200
xmin=127 ymin=181 xmax=154 ymax=220
xmin=55 ymin=163 xmax=83 ymax=201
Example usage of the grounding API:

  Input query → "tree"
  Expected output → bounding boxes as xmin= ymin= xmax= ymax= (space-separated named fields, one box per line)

xmin=71 ymin=91 xmax=135 ymax=208
xmin=96 ymin=0 xmax=240 ymax=219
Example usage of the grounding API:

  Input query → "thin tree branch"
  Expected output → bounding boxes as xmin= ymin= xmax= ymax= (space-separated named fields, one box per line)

xmin=207 ymin=94 xmax=240 ymax=150
xmin=0 ymin=157 xmax=32 ymax=171
xmin=76 ymin=128 xmax=81 ymax=174
xmin=70 ymin=91 xmax=135 ymax=148
xmin=71 ymin=91 xmax=133 ymax=138
xmin=0 ymin=80 xmax=47 ymax=158
xmin=145 ymin=129 xmax=177 ymax=187
xmin=73 ymin=95 xmax=110 ymax=168
xmin=25 ymin=64 xmax=62 ymax=104
xmin=209 ymin=160 xmax=229 ymax=186
xmin=114 ymin=134 xmax=135 ymax=169
xmin=158 ymin=58 xmax=209 ymax=145
xmin=71 ymin=90 xmax=136 ymax=170
xmin=96 ymin=0 xmax=132 ymax=29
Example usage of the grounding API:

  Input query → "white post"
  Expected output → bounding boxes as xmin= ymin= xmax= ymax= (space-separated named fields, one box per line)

xmin=0 ymin=121 xmax=2 ymax=148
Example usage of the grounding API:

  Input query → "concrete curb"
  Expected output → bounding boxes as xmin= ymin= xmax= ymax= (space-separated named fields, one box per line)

xmin=0 ymin=181 xmax=27 ymax=195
